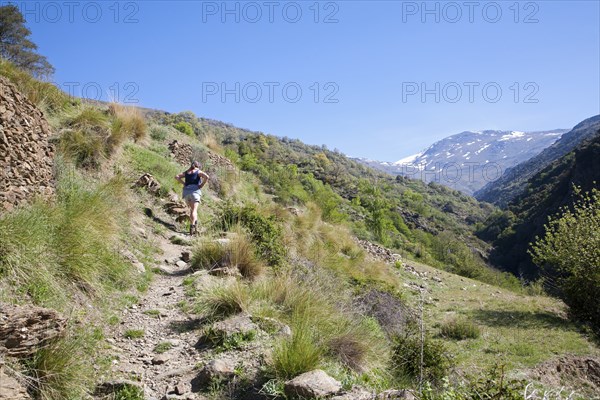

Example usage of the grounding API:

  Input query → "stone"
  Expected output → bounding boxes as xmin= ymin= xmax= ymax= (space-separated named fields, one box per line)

xmin=284 ymin=369 xmax=342 ymax=398
xmin=377 ymin=389 xmax=415 ymax=400
xmin=181 ymin=251 xmax=191 ymax=262
xmin=134 ymin=173 xmax=162 ymax=195
xmin=176 ymin=260 xmax=188 ymax=269
xmin=197 ymin=358 xmax=236 ymax=384
xmin=208 ymin=267 xmax=240 ymax=277
xmin=210 ymin=313 xmax=258 ymax=339
xmin=0 ymin=303 xmax=67 ymax=357
xmin=152 ymin=353 xmax=171 ymax=365
xmin=133 ymin=262 xmax=146 ymax=273
xmin=331 ymin=386 xmax=374 ymax=400
xmin=0 ymin=364 xmax=30 ymax=399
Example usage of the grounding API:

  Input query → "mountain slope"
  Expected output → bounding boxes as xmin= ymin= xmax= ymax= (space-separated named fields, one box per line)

xmin=475 ymin=115 xmax=600 ymax=206
xmin=356 ymin=129 xmax=567 ymax=195
xmin=477 ymin=133 xmax=600 ymax=279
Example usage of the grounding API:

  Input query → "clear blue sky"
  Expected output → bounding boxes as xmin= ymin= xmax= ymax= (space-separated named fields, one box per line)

xmin=11 ymin=0 xmax=600 ymax=161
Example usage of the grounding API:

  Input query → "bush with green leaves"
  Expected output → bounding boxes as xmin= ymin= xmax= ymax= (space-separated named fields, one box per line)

xmin=530 ymin=186 xmax=600 ymax=329
xmin=391 ymin=332 xmax=452 ymax=385
xmin=420 ymin=365 xmax=526 ymax=400
xmin=150 ymin=124 xmax=170 ymax=141
xmin=218 ymin=204 xmax=286 ymax=268
xmin=174 ymin=121 xmax=194 ymax=137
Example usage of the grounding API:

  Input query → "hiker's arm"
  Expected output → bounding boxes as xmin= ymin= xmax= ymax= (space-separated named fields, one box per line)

xmin=175 ymin=172 xmax=185 ymax=185
xmin=199 ymin=171 xmax=210 ymax=189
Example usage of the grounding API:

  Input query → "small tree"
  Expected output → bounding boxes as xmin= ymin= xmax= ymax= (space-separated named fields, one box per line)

xmin=530 ymin=186 xmax=600 ymax=328
xmin=0 ymin=5 xmax=54 ymax=77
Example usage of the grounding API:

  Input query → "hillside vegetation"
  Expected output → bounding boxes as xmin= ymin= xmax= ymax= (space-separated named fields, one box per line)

xmin=477 ymin=133 xmax=600 ymax=280
xmin=1 ymin=62 xmax=600 ymax=399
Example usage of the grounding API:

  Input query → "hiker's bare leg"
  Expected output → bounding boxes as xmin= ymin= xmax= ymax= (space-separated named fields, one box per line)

xmin=190 ymin=201 xmax=199 ymax=226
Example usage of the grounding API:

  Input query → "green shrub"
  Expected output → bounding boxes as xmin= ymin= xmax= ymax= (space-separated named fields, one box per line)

xmin=150 ymin=124 xmax=169 ymax=141
xmin=391 ymin=333 xmax=452 ymax=384
xmin=113 ymin=384 xmax=145 ymax=400
xmin=530 ymin=186 xmax=600 ymax=329
xmin=218 ymin=204 xmax=286 ymax=267
xmin=439 ymin=317 xmax=481 ymax=340
xmin=174 ymin=121 xmax=194 ymax=137
xmin=420 ymin=365 xmax=525 ymax=400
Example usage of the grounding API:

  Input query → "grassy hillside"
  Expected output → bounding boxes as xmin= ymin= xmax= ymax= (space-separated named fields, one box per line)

xmin=146 ymin=110 xmax=527 ymax=291
xmin=1 ymin=63 xmax=599 ymax=399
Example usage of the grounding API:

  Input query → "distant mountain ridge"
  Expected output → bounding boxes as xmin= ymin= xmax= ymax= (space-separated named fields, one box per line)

xmin=355 ymin=128 xmax=567 ymax=195
xmin=475 ymin=115 xmax=600 ymax=206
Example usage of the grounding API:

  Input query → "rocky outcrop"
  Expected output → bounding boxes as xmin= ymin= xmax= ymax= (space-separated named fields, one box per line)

xmin=168 ymin=140 xmax=194 ymax=166
xmin=284 ymin=369 xmax=342 ymax=398
xmin=134 ymin=173 xmax=161 ymax=196
xmin=353 ymin=238 xmax=403 ymax=264
xmin=207 ymin=151 xmax=235 ymax=171
xmin=0 ymin=76 xmax=55 ymax=211
xmin=0 ymin=303 xmax=66 ymax=357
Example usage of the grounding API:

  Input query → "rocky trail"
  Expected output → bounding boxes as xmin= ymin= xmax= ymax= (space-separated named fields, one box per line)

xmin=108 ymin=223 xmax=206 ymax=399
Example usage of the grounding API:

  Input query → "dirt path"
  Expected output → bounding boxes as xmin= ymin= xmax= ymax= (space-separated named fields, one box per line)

xmin=108 ymin=224 xmax=207 ymax=400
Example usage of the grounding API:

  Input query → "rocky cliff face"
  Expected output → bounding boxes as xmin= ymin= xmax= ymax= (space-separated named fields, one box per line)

xmin=0 ymin=76 xmax=55 ymax=211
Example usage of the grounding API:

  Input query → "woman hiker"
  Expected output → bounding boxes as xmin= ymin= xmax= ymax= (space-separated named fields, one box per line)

xmin=175 ymin=161 xmax=209 ymax=235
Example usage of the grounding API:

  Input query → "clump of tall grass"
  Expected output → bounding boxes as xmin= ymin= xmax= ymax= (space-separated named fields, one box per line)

xmin=195 ymin=268 xmax=389 ymax=376
xmin=109 ymin=103 xmax=147 ymax=146
xmin=22 ymin=326 xmax=98 ymax=400
xmin=194 ymin=280 xmax=250 ymax=320
xmin=272 ymin=316 xmax=323 ymax=379
xmin=439 ymin=317 xmax=481 ymax=340
xmin=0 ymin=161 xmax=136 ymax=307
xmin=191 ymin=230 xmax=264 ymax=279
xmin=58 ymin=105 xmax=148 ymax=169
xmin=286 ymin=203 xmax=397 ymax=286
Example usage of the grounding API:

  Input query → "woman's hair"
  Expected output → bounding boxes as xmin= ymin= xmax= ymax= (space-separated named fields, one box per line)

xmin=188 ymin=161 xmax=200 ymax=171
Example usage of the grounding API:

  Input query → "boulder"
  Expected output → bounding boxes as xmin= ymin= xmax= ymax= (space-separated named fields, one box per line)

xmin=196 ymin=358 xmax=236 ymax=384
xmin=210 ymin=313 xmax=257 ymax=339
xmin=0 ymin=303 xmax=66 ymax=357
xmin=0 ymin=363 xmax=30 ymax=399
xmin=284 ymin=369 xmax=342 ymax=398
